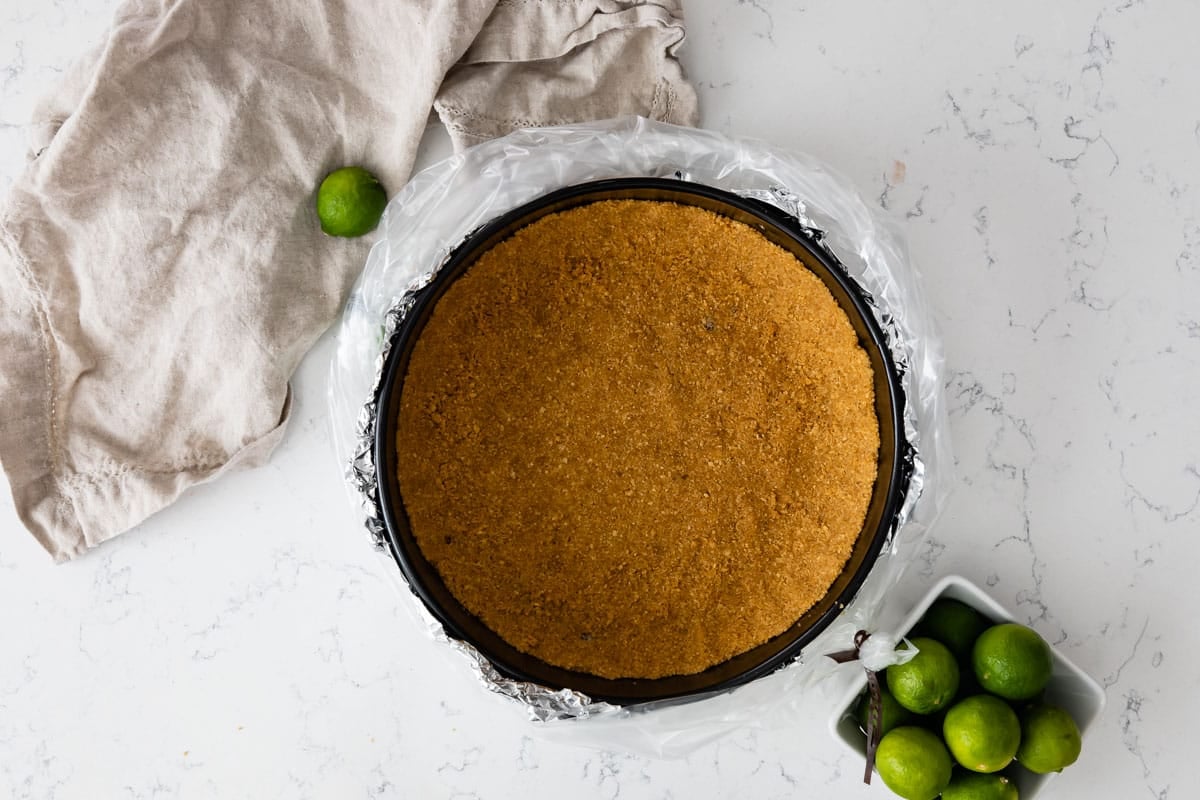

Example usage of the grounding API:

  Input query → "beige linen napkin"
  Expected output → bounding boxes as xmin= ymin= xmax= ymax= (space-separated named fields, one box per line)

xmin=0 ymin=0 xmax=698 ymax=561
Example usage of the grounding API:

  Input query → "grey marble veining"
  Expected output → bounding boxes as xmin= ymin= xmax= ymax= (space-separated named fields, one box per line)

xmin=1 ymin=0 xmax=1196 ymax=797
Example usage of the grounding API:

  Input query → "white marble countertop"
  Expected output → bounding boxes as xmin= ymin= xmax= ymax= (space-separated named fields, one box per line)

xmin=2 ymin=1 xmax=1195 ymax=797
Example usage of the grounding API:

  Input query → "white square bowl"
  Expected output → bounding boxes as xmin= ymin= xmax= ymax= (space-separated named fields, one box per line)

xmin=828 ymin=574 xmax=1107 ymax=798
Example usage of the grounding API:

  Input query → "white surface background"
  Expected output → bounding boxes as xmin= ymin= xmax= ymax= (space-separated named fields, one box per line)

xmin=2 ymin=0 xmax=1196 ymax=797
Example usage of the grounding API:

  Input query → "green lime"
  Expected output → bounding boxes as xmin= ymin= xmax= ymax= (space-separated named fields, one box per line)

xmin=1016 ymin=704 xmax=1082 ymax=774
xmin=316 ymin=166 xmax=388 ymax=237
xmin=972 ymin=623 xmax=1053 ymax=701
xmin=855 ymin=685 xmax=914 ymax=737
xmin=875 ymin=726 xmax=953 ymax=800
xmin=942 ymin=695 xmax=1021 ymax=773
xmin=887 ymin=637 xmax=960 ymax=715
xmin=941 ymin=770 xmax=1019 ymax=800
xmin=913 ymin=599 xmax=991 ymax=661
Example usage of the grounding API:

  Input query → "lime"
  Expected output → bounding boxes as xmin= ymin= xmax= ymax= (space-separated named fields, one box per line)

xmin=943 ymin=695 xmax=1021 ymax=773
xmin=889 ymin=633 xmax=982 ymax=735
xmin=875 ymin=726 xmax=953 ymax=800
xmin=887 ymin=637 xmax=960 ymax=714
xmin=941 ymin=771 xmax=1019 ymax=800
xmin=1016 ymin=704 xmax=1082 ymax=774
xmin=914 ymin=599 xmax=990 ymax=661
xmin=972 ymin=623 xmax=1053 ymax=701
xmin=316 ymin=166 xmax=388 ymax=237
xmin=855 ymin=685 xmax=914 ymax=737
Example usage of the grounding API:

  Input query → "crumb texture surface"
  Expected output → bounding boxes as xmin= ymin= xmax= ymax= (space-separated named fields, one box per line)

xmin=397 ymin=199 xmax=879 ymax=678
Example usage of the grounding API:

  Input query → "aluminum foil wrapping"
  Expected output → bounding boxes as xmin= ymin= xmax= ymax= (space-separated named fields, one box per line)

xmin=330 ymin=117 xmax=951 ymax=727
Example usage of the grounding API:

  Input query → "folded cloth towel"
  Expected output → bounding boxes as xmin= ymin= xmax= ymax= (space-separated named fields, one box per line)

xmin=0 ymin=0 xmax=698 ymax=561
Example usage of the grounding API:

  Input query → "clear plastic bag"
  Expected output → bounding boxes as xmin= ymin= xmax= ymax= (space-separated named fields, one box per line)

xmin=328 ymin=116 xmax=952 ymax=757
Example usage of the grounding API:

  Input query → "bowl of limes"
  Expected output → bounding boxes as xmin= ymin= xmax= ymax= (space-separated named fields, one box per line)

xmin=829 ymin=575 xmax=1106 ymax=800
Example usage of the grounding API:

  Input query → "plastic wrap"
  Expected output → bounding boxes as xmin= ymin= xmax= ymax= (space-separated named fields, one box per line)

xmin=328 ymin=116 xmax=952 ymax=756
